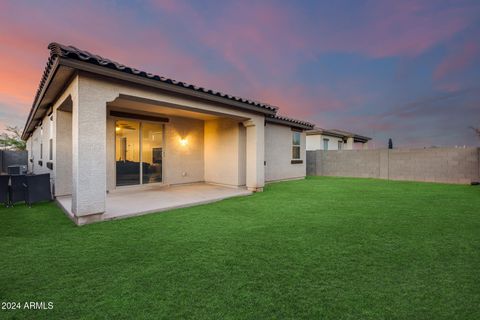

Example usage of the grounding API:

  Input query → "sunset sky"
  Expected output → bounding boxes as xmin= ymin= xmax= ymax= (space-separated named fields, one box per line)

xmin=1 ymin=0 xmax=479 ymax=147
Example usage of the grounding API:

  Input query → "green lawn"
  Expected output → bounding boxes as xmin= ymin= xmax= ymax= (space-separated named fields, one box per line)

xmin=1 ymin=177 xmax=479 ymax=319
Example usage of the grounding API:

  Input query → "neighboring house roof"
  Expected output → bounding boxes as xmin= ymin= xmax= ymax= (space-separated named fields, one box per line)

xmin=266 ymin=114 xmax=315 ymax=130
xmin=329 ymin=129 xmax=371 ymax=143
xmin=306 ymin=127 xmax=371 ymax=143
xmin=306 ymin=128 xmax=345 ymax=139
xmin=23 ymin=42 xmax=313 ymax=139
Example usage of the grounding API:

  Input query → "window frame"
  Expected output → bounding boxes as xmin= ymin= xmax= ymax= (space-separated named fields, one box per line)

xmin=292 ymin=131 xmax=301 ymax=160
xmin=40 ymin=127 xmax=43 ymax=159
xmin=49 ymin=138 xmax=53 ymax=161
xmin=323 ymin=138 xmax=329 ymax=150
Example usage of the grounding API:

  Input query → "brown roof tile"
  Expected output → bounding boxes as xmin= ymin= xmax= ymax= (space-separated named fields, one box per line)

xmin=266 ymin=114 xmax=315 ymax=129
xmin=48 ymin=42 xmax=278 ymax=112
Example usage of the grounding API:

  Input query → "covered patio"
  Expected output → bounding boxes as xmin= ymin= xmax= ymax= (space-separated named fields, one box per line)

xmin=57 ymin=183 xmax=251 ymax=225
xmin=23 ymin=43 xmax=275 ymax=225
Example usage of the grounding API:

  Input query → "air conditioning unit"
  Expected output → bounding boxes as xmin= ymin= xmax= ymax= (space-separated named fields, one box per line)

xmin=7 ymin=165 xmax=27 ymax=175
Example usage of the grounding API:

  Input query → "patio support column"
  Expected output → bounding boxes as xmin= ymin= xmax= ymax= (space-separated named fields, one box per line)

xmin=71 ymin=75 xmax=117 ymax=223
xmin=243 ymin=118 xmax=265 ymax=192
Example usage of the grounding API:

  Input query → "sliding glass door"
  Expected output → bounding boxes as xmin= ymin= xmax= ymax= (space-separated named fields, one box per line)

xmin=115 ymin=120 xmax=140 ymax=186
xmin=115 ymin=120 xmax=163 ymax=187
xmin=142 ymin=122 xmax=163 ymax=184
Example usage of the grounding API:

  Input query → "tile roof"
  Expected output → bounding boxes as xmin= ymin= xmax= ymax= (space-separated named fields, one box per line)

xmin=306 ymin=127 xmax=345 ymax=138
xmin=266 ymin=114 xmax=315 ymax=129
xmin=47 ymin=42 xmax=278 ymax=112
xmin=307 ymin=127 xmax=371 ymax=141
xmin=23 ymin=42 xmax=314 ymax=139
xmin=329 ymin=129 xmax=371 ymax=141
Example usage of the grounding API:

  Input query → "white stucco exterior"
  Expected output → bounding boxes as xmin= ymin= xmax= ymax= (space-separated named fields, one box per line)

xmin=306 ymin=134 xmax=344 ymax=151
xmin=204 ymin=118 xmax=246 ymax=187
xmin=306 ymin=133 xmax=369 ymax=151
xmin=265 ymin=123 xmax=306 ymax=182
xmin=25 ymin=71 xmax=312 ymax=223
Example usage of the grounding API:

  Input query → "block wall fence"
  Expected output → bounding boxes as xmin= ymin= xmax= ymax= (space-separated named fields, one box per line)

xmin=306 ymin=148 xmax=480 ymax=184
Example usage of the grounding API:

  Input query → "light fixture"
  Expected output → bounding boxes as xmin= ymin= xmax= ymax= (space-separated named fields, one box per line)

xmin=179 ymin=138 xmax=188 ymax=146
xmin=115 ymin=126 xmax=120 ymax=132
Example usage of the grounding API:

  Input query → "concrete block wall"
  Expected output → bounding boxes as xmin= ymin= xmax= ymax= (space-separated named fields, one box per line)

xmin=387 ymin=148 xmax=479 ymax=184
xmin=307 ymin=147 xmax=480 ymax=184
xmin=318 ymin=149 xmax=381 ymax=178
xmin=306 ymin=151 xmax=317 ymax=176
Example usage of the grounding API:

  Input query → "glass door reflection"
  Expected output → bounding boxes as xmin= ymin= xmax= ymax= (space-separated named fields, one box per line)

xmin=115 ymin=120 xmax=140 ymax=186
xmin=142 ymin=122 xmax=163 ymax=184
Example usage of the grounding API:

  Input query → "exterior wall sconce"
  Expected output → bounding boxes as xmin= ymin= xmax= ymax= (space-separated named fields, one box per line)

xmin=179 ymin=138 xmax=188 ymax=146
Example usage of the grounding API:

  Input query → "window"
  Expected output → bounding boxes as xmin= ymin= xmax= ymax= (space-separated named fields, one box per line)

xmin=49 ymin=116 xmax=54 ymax=138
xmin=49 ymin=139 xmax=53 ymax=161
xmin=40 ymin=127 xmax=43 ymax=159
xmin=323 ymin=138 xmax=329 ymax=150
xmin=338 ymin=141 xmax=343 ymax=150
xmin=292 ymin=131 xmax=301 ymax=160
xmin=115 ymin=120 xmax=164 ymax=186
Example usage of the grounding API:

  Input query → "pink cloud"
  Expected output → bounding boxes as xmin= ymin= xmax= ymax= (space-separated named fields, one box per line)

xmin=434 ymin=41 xmax=478 ymax=80
xmin=0 ymin=1 xmax=231 ymax=122
xmin=143 ymin=0 xmax=480 ymax=62
xmin=1 ymin=0 xmax=478 ymax=144
xmin=151 ymin=0 xmax=311 ymax=87
xmin=314 ymin=0 xmax=476 ymax=58
xmin=437 ymin=82 xmax=461 ymax=93
xmin=252 ymin=85 xmax=346 ymax=118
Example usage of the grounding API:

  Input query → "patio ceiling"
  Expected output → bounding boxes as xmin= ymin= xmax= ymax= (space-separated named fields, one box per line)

xmin=108 ymin=95 xmax=250 ymax=121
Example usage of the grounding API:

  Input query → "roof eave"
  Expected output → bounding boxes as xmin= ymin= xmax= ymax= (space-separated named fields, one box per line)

xmin=266 ymin=117 xmax=314 ymax=130
xmin=353 ymin=136 xmax=372 ymax=143
xmin=61 ymin=58 xmax=277 ymax=115
xmin=306 ymin=130 xmax=345 ymax=139
xmin=21 ymin=57 xmax=61 ymax=140
xmin=21 ymin=56 xmax=278 ymax=140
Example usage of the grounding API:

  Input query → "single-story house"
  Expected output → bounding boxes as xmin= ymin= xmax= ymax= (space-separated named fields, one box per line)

xmin=306 ymin=128 xmax=371 ymax=151
xmin=22 ymin=43 xmax=314 ymax=224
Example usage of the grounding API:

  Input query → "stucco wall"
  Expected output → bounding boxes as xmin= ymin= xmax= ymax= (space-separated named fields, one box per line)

xmin=307 ymin=148 xmax=480 ymax=184
xmin=164 ymin=116 xmax=205 ymax=185
xmin=26 ymin=72 xmax=292 ymax=210
xmin=27 ymin=116 xmax=54 ymax=177
xmin=106 ymin=115 xmax=205 ymax=190
xmin=204 ymin=118 xmax=246 ymax=186
xmin=26 ymin=137 xmax=33 ymax=172
xmin=306 ymin=135 xmax=320 ymax=151
xmin=306 ymin=134 xmax=343 ymax=151
xmin=265 ymin=123 xmax=306 ymax=182
xmin=83 ymin=73 xmax=264 ymax=193
xmin=55 ymin=109 xmax=72 ymax=196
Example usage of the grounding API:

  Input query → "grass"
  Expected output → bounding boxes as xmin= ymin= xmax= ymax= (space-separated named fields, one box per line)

xmin=1 ymin=177 xmax=479 ymax=319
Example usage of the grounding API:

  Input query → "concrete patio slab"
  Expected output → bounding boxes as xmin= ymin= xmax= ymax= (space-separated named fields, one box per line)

xmin=56 ymin=183 xmax=252 ymax=225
